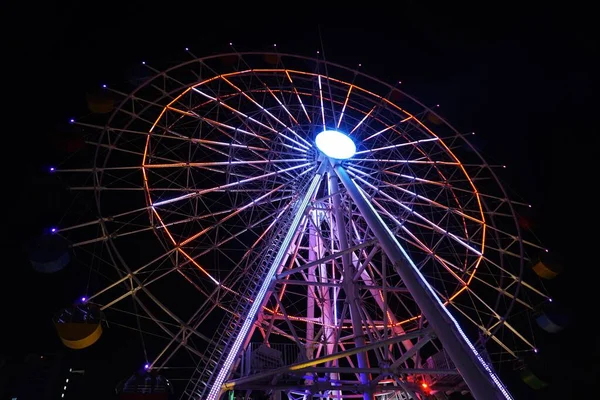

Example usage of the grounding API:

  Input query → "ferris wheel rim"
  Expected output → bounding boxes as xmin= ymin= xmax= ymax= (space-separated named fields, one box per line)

xmin=52 ymin=51 xmax=551 ymax=389
xmin=94 ymin=57 xmax=526 ymax=326
xmin=93 ymin=51 xmax=529 ymax=282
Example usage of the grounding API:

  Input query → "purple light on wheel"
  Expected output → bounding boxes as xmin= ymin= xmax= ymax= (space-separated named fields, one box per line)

xmin=69 ymin=118 xmax=75 ymax=123
xmin=50 ymin=227 xmax=57 ymax=233
xmin=144 ymin=363 xmax=149 ymax=370
xmin=102 ymin=84 xmax=107 ymax=88
xmin=49 ymin=167 xmax=55 ymax=172
xmin=81 ymin=297 xmax=87 ymax=302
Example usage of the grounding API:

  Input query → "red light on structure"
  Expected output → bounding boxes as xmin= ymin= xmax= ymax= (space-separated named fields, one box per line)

xmin=421 ymin=383 xmax=428 ymax=388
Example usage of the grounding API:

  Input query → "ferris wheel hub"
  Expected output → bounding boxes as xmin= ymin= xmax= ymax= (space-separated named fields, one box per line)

xmin=315 ymin=129 xmax=356 ymax=159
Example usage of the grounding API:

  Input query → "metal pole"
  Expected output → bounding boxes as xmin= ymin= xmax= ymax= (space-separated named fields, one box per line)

xmin=208 ymin=165 xmax=326 ymax=400
xmin=333 ymin=163 xmax=512 ymax=400
xmin=328 ymin=171 xmax=372 ymax=400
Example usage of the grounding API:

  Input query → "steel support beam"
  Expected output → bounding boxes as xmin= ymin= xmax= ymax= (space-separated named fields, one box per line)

xmin=223 ymin=329 xmax=429 ymax=391
xmin=332 ymin=163 xmax=512 ymax=400
xmin=328 ymin=171 xmax=371 ymax=400
xmin=208 ymin=165 xmax=326 ymax=400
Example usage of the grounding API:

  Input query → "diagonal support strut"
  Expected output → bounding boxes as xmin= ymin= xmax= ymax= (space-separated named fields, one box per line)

xmin=332 ymin=162 xmax=513 ymax=400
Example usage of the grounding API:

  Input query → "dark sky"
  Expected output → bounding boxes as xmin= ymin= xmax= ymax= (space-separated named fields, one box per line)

xmin=2 ymin=2 xmax=597 ymax=399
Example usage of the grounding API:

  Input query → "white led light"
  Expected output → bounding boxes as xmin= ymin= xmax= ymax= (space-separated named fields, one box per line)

xmin=315 ymin=130 xmax=356 ymax=159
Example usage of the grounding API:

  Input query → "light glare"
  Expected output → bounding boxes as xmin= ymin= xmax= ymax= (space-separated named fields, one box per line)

xmin=315 ymin=130 xmax=356 ymax=159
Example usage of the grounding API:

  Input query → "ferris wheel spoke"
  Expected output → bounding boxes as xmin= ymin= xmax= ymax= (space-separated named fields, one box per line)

xmin=317 ymin=75 xmax=327 ymax=131
xmin=347 ymin=164 xmax=484 ymax=224
xmin=265 ymin=85 xmax=301 ymax=127
xmin=191 ymin=85 xmax=310 ymax=153
xmin=68 ymin=224 xmax=153 ymax=247
xmin=349 ymin=170 xmax=483 ymax=257
xmin=152 ymin=128 xmax=270 ymax=153
xmin=351 ymin=158 xmax=461 ymax=166
xmin=335 ymin=84 xmax=353 ymax=129
xmin=178 ymin=184 xmax=286 ymax=247
xmin=466 ymin=270 xmax=535 ymax=311
xmin=53 ymin=54 xmax=552 ymax=400
xmin=379 ymin=170 xmax=511 ymax=205
xmin=150 ymin=161 xmax=312 ymax=207
xmin=58 ymin=182 xmax=300 ymax=240
xmin=354 ymin=137 xmax=440 ymax=155
xmin=116 ymin=105 xmax=169 ymax=132
xmin=97 ymin=265 xmax=178 ymax=311
xmin=451 ymin=295 xmax=539 ymax=359
xmin=361 ymin=118 xmax=413 ymax=142
xmin=449 ymin=304 xmax=519 ymax=358
xmin=473 ymin=255 xmax=550 ymax=301
xmin=483 ymin=223 xmax=548 ymax=253
xmin=368 ymin=200 xmax=474 ymax=291
xmin=192 ymin=86 xmax=281 ymax=138
xmin=176 ymin=194 xmax=300 ymax=294
xmin=349 ymin=105 xmax=376 ymax=135
xmin=184 ymin=120 xmax=307 ymax=181
xmin=281 ymin=70 xmax=311 ymax=124
xmin=143 ymin=158 xmax=308 ymax=169
xmin=145 ymin=130 xmax=306 ymax=183
xmin=183 ymin=112 xmax=270 ymax=142
xmin=82 ymin=248 xmax=177 ymax=307
xmin=156 ymin=69 xmax=275 ymax=148
xmin=86 ymin=139 xmax=180 ymax=164
xmin=448 ymin=278 xmax=539 ymax=354
xmin=151 ymin=207 xmax=303 ymax=370
xmin=373 ymin=195 xmax=481 ymax=261
xmin=360 ymin=192 xmax=533 ymax=351
xmin=220 ymin=72 xmax=313 ymax=149
xmin=159 ymin=195 xmax=296 ymax=258
xmin=87 ymin=264 xmax=220 ymax=356
xmin=190 ymin=201 xmax=295 ymax=265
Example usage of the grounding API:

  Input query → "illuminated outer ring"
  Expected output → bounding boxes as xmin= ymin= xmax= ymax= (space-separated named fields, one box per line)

xmin=141 ymin=68 xmax=486 ymax=320
xmin=74 ymin=52 xmax=547 ymax=376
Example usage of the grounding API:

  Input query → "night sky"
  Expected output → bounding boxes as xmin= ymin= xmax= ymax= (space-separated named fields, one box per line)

xmin=2 ymin=2 xmax=596 ymax=399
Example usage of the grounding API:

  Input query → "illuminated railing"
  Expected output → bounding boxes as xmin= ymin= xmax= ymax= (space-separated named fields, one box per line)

xmin=183 ymin=172 xmax=317 ymax=399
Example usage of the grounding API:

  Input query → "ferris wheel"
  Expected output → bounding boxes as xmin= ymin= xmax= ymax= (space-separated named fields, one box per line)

xmin=38 ymin=50 xmax=565 ymax=400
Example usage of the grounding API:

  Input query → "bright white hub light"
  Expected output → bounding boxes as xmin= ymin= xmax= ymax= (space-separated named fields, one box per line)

xmin=315 ymin=130 xmax=356 ymax=159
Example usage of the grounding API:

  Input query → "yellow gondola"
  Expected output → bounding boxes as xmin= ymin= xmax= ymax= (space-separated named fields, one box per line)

xmin=54 ymin=303 xmax=103 ymax=350
xmin=531 ymin=253 xmax=563 ymax=279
